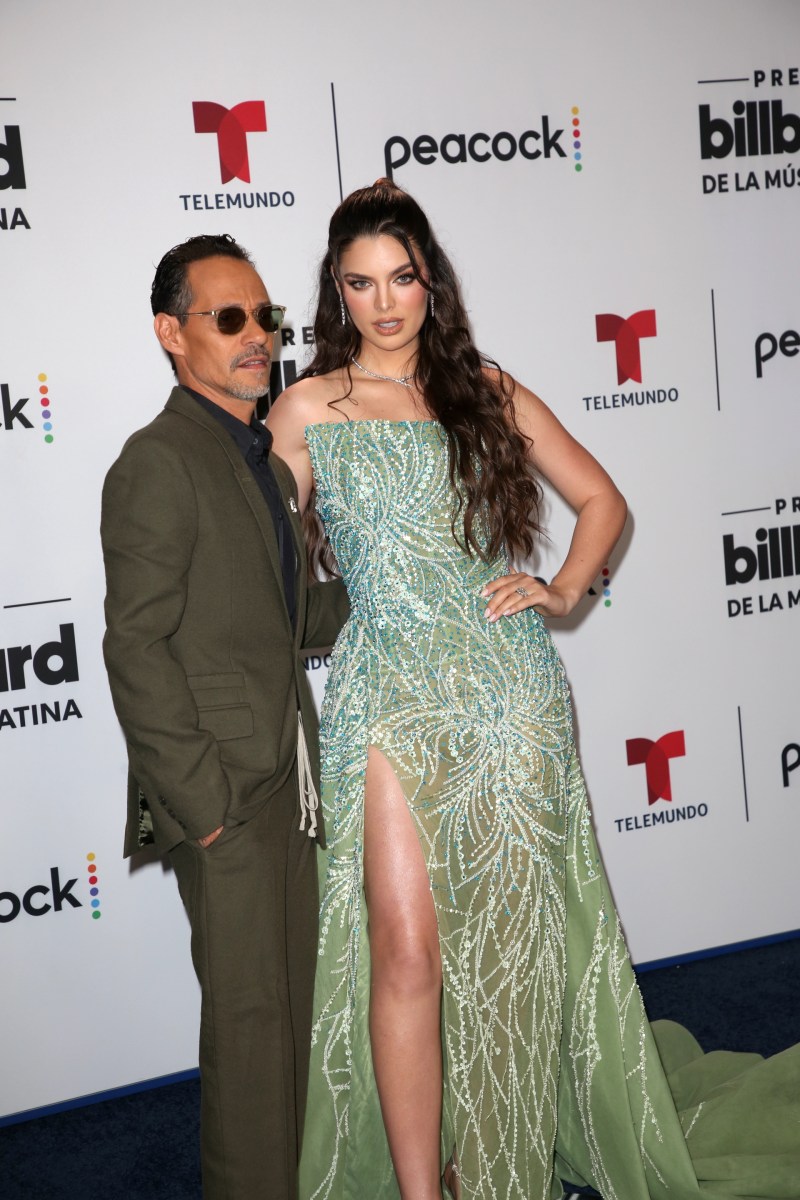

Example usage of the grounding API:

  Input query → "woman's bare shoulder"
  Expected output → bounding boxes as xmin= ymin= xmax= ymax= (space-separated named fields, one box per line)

xmin=268 ymin=370 xmax=352 ymax=430
xmin=479 ymin=363 xmax=543 ymax=414
xmin=480 ymin=362 xmax=540 ymax=397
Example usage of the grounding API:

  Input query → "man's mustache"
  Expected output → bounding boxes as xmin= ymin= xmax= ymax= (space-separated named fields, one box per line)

xmin=230 ymin=345 xmax=271 ymax=369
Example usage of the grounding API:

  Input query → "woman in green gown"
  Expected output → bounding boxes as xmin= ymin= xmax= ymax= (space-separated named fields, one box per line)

xmin=267 ymin=180 xmax=799 ymax=1200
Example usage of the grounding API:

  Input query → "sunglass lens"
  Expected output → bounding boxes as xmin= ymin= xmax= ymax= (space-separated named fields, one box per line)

xmin=255 ymin=305 xmax=285 ymax=333
xmin=213 ymin=306 xmax=284 ymax=334
xmin=216 ymin=307 xmax=247 ymax=335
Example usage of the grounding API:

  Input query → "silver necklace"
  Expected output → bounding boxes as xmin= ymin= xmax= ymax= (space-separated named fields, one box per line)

xmin=351 ymin=357 xmax=413 ymax=388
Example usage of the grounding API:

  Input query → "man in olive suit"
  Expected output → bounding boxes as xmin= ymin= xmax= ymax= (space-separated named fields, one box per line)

xmin=101 ymin=234 xmax=347 ymax=1200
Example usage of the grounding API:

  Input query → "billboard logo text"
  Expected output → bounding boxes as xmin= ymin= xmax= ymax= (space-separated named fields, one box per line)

xmin=700 ymin=100 xmax=800 ymax=160
xmin=0 ymin=125 xmax=25 ymax=190
xmin=0 ymin=624 xmax=79 ymax=693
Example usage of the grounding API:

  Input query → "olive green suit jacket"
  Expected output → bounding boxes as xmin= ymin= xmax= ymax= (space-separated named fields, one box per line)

xmin=101 ymin=386 xmax=348 ymax=857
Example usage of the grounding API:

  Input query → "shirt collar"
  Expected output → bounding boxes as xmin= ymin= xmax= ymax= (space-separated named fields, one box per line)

xmin=185 ymin=387 xmax=273 ymax=455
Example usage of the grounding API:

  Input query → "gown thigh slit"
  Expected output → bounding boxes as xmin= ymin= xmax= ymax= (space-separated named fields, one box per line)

xmin=298 ymin=419 xmax=800 ymax=1200
xmin=362 ymin=743 xmax=444 ymax=1191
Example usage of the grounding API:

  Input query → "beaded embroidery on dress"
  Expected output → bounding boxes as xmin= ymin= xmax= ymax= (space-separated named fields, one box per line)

xmin=299 ymin=420 xmax=800 ymax=1200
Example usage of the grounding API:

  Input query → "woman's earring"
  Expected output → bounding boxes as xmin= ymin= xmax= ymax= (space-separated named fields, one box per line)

xmin=339 ymin=295 xmax=347 ymax=326
xmin=429 ymin=291 xmax=436 ymax=320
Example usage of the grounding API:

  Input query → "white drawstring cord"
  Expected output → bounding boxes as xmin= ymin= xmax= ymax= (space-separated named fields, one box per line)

xmin=297 ymin=710 xmax=319 ymax=838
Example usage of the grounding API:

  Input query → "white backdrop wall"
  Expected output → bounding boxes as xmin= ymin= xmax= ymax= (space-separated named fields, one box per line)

xmin=2 ymin=0 xmax=798 ymax=1120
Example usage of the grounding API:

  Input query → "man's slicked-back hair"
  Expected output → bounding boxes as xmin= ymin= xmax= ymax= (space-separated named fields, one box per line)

xmin=150 ymin=233 xmax=254 ymax=321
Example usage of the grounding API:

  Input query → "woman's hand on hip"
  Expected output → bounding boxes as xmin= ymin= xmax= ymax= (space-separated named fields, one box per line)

xmin=481 ymin=573 xmax=577 ymax=621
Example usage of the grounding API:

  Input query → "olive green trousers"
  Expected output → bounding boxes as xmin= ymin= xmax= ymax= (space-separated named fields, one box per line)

xmin=170 ymin=776 xmax=318 ymax=1200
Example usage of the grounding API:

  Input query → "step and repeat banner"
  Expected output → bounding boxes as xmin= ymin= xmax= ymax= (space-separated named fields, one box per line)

xmin=2 ymin=0 xmax=798 ymax=1120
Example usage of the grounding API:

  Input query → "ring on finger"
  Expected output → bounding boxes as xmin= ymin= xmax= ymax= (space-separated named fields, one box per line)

xmin=516 ymin=586 xmax=529 ymax=598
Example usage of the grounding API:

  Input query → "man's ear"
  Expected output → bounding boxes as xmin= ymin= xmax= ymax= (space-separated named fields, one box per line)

xmin=154 ymin=312 xmax=185 ymax=359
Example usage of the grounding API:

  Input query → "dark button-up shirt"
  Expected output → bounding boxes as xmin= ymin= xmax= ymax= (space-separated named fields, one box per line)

xmin=187 ymin=389 xmax=296 ymax=627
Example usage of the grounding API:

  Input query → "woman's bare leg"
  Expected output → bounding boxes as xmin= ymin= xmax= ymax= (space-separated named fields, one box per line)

xmin=363 ymin=746 xmax=443 ymax=1199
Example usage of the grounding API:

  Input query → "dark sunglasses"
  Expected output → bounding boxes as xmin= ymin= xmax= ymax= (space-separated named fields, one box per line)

xmin=180 ymin=304 xmax=287 ymax=335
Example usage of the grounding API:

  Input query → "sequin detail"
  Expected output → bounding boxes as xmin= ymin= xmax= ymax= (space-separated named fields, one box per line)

xmin=300 ymin=421 xmax=704 ymax=1200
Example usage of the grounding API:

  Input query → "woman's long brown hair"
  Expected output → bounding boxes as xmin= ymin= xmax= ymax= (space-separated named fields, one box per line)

xmin=299 ymin=179 xmax=543 ymax=577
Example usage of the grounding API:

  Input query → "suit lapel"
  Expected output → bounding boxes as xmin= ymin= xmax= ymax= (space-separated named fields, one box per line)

xmin=164 ymin=388 xmax=294 ymax=638
xmin=270 ymin=452 xmax=307 ymax=650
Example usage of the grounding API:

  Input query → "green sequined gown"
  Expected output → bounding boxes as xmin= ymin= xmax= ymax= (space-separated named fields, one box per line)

xmin=300 ymin=420 xmax=799 ymax=1200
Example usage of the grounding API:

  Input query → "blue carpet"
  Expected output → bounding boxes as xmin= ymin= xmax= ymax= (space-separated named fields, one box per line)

xmin=1 ymin=938 xmax=797 ymax=1199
